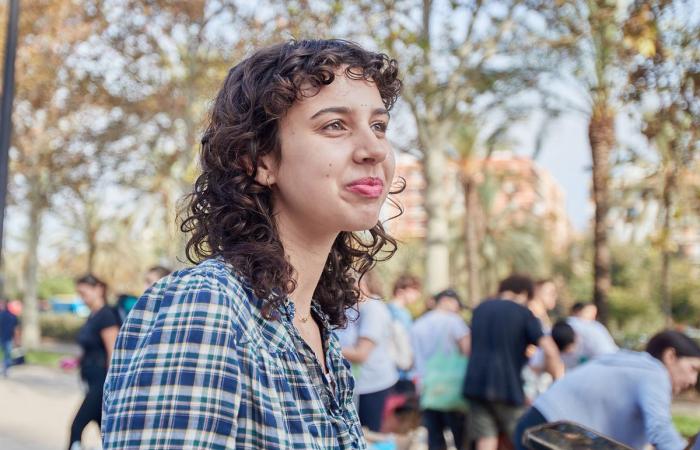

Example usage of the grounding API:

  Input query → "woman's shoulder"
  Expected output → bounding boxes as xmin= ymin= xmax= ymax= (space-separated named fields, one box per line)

xmin=131 ymin=258 xmax=258 ymax=338
xmin=92 ymin=305 xmax=120 ymax=328
xmin=159 ymin=258 xmax=246 ymax=292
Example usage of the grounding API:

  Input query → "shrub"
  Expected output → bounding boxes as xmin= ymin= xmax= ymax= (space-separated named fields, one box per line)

xmin=39 ymin=313 xmax=85 ymax=342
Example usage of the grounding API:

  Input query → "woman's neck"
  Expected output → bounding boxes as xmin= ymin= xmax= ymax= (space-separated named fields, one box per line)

xmin=277 ymin=220 xmax=336 ymax=319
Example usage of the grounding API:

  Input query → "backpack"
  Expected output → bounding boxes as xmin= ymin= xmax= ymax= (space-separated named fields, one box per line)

xmin=114 ymin=294 xmax=139 ymax=327
xmin=387 ymin=305 xmax=414 ymax=371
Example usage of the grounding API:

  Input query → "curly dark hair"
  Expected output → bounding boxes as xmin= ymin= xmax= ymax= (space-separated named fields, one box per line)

xmin=180 ymin=39 xmax=403 ymax=327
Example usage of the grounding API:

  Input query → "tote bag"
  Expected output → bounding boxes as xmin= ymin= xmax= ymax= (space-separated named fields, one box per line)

xmin=420 ymin=347 xmax=469 ymax=412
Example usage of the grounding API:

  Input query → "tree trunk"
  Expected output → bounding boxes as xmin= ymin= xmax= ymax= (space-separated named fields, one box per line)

xmin=22 ymin=195 xmax=43 ymax=349
xmin=85 ymin=200 xmax=98 ymax=273
xmin=589 ymin=104 xmax=614 ymax=325
xmin=463 ymin=174 xmax=481 ymax=307
xmin=422 ymin=134 xmax=451 ymax=295
xmin=86 ymin=227 xmax=97 ymax=273
xmin=660 ymin=168 xmax=675 ymax=326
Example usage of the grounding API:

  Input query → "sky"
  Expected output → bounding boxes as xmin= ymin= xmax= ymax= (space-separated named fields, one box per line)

xmin=511 ymin=113 xmax=593 ymax=231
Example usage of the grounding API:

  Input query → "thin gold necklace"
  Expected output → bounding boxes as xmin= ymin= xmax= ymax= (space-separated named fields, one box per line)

xmin=298 ymin=311 xmax=312 ymax=323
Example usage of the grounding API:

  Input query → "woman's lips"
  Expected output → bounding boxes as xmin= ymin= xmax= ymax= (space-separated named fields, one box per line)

xmin=346 ymin=177 xmax=384 ymax=198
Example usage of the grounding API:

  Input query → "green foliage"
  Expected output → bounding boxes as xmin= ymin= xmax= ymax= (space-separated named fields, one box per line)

xmin=557 ymin=239 xmax=700 ymax=334
xmin=373 ymin=238 xmax=425 ymax=298
xmin=39 ymin=314 xmax=84 ymax=342
xmin=673 ymin=414 xmax=700 ymax=439
xmin=606 ymin=243 xmax=660 ymax=331
xmin=669 ymin=262 xmax=700 ymax=327
xmin=37 ymin=276 xmax=76 ymax=300
xmin=608 ymin=285 xmax=665 ymax=338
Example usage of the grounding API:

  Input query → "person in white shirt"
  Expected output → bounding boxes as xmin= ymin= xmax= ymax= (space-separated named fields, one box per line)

xmin=566 ymin=302 xmax=618 ymax=366
xmin=339 ymin=270 xmax=399 ymax=432
xmin=411 ymin=289 xmax=470 ymax=450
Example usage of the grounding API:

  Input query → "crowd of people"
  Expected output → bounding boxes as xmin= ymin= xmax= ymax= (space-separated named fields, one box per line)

xmin=4 ymin=265 xmax=698 ymax=450
xmin=336 ymin=271 xmax=700 ymax=450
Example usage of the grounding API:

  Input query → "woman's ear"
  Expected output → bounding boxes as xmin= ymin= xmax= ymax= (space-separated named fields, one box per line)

xmin=254 ymin=153 xmax=277 ymax=187
xmin=662 ymin=347 xmax=678 ymax=366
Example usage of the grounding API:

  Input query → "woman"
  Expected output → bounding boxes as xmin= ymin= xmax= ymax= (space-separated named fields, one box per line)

xmin=339 ymin=270 xmax=399 ymax=432
xmin=102 ymin=39 xmax=402 ymax=450
xmin=70 ymin=274 xmax=119 ymax=450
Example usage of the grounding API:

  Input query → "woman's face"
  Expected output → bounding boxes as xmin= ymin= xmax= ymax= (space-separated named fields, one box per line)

xmin=665 ymin=351 xmax=700 ymax=395
xmin=259 ymin=71 xmax=395 ymax=236
xmin=536 ymin=281 xmax=557 ymax=311
xmin=76 ymin=283 xmax=104 ymax=308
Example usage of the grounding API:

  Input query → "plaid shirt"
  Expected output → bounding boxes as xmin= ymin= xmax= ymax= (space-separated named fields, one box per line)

xmin=102 ymin=258 xmax=366 ymax=449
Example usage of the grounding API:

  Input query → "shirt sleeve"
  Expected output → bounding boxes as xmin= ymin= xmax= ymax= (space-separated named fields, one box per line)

xmin=638 ymin=373 xmax=687 ymax=450
xmin=529 ymin=348 xmax=545 ymax=369
xmin=102 ymin=273 xmax=242 ymax=450
xmin=95 ymin=307 xmax=120 ymax=332
xmin=525 ymin=310 xmax=545 ymax=345
xmin=358 ymin=300 xmax=388 ymax=344
xmin=589 ymin=322 xmax=619 ymax=356
xmin=449 ymin=316 xmax=470 ymax=343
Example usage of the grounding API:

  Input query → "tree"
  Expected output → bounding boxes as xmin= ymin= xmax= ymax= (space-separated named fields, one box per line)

xmin=92 ymin=1 xmax=345 ymax=264
xmin=624 ymin=0 xmax=699 ymax=324
xmin=8 ymin=0 xmax=117 ymax=347
xmin=349 ymin=0 xmax=543 ymax=295
xmin=526 ymin=0 xmax=640 ymax=324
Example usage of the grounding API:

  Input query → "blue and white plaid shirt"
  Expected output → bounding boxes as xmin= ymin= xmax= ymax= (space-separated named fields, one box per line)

xmin=102 ymin=258 xmax=366 ymax=449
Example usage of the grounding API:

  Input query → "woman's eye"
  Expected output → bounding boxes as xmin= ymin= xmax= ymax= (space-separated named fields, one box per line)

xmin=323 ymin=120 xmax=344 ymax=131
xmin=372 ymin=122 xmax=388 ymax=133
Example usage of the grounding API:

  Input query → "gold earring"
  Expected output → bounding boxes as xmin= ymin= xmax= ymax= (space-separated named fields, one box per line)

xmin=266 ymin=174 xmax=272 ymax=187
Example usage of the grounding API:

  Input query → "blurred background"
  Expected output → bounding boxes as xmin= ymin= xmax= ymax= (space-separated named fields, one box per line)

xmin=0 ymin=1 xmax=698 ymax=449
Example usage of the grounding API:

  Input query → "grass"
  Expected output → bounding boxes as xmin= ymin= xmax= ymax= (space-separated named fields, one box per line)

xmin=673 ymin=414 xmax=700 ymax=438
xmin=24 ymin=350 xmax=73 ymax=368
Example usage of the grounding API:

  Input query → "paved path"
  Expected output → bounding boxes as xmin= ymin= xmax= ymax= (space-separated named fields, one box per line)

xmin=0 ymin=364 xmax=101 ymax=450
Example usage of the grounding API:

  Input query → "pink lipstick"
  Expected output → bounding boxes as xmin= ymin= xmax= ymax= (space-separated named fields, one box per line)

xmin=346 ymin=177 xmax=384 ymax=198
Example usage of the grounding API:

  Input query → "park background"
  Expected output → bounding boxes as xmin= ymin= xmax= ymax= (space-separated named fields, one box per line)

xmin=0 ymin=0 xmax=698 ymax=449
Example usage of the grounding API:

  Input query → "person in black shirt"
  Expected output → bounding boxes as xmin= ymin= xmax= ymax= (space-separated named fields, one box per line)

xmin=463 ymin=274 xmax=563 ymax=450
xmin=69 ymin=274 xmax=120 ymax=450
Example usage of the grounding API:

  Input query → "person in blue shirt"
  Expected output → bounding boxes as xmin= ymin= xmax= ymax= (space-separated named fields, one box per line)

xmin=514 ymin=330 xmax=700 ymax=450
xmin=566 ymin=302 xmax=618 ymax=365
xmin=388 ymin=274 xmax=421 ymax=389
xmin=0 ymin=299 xmax=20 ymax=377
xmin=102 ymin=39 xmax=403 ymax=450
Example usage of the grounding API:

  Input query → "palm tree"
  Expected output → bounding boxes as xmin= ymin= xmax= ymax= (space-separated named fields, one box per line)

xmin=527 ymin=0 xmax=638 ymax=324
xmin=624 ymin=0 xmax=700 ymax=324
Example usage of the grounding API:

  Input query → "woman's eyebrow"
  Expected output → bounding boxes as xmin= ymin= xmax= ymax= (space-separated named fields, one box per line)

xmin=372 ymin=108 xmax=390 ymax=119
xmin=309 ymin=106 xmax=390 ymax=120
xmin=310 ymin=106 xmax=351 ymax=120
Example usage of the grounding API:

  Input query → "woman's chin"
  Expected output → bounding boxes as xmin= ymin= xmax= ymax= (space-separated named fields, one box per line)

xmin=342 ymin=217 xmax=381 ymax=233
